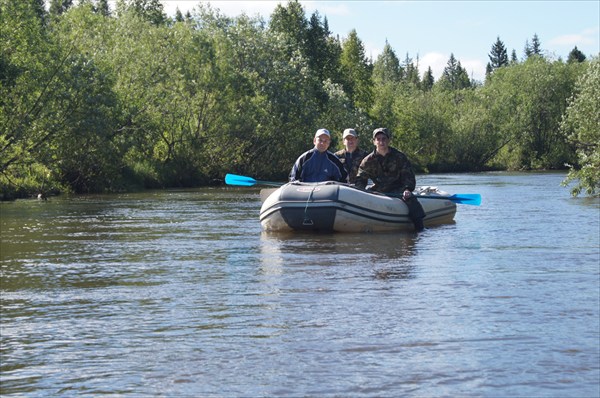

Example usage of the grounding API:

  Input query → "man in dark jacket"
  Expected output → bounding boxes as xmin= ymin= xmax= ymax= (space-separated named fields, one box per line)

xmin=289 ymin=129 xmax=348 ymax=183
xmin=355 ymin=128 xmax=425 ymax=231
xmin=334 ymin=128 xmax=368 ymax=184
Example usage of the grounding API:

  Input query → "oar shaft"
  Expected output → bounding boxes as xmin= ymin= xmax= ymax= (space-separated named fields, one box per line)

xmin=382 ymin=192 xmax=481 ymax=206
xmin=418 ymin=194 xmax=481 ymax=206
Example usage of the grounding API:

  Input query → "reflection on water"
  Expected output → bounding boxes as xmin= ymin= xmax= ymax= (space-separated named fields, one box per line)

xmin=1 ymin=173 xmax=599 ymax=397
xmin=260 ymin=231 xmax=419 ymax=281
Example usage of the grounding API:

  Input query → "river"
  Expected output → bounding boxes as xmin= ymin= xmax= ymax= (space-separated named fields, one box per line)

xmin=1 ymin=172 xmax=599 ymax=397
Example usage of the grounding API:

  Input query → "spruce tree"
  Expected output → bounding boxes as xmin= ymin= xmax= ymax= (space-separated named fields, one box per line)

xmin=306 ymin=11 xmax=329 ymax=81
xmin=524 ymin=39 xmax=533 ymax=58
xmin=97 ymin=0 xmax=110 ymax=16
xmin=567 ymin=46 xmax=586 ymax=63
xmin=402 ymin=53 xmax=420 ymax=87
xmin=439 ymin=53 xmax=471 ymax=90
xmin=373 ymin=40 xmax=401 ymax=84
xmin=421 ymin=67 xmax=434 ymax=91
xmin=531 ymin=33 xmax=542 ymax=55
xmin=488 ymin=36 xmax=508 ymax=70
xmin=269 ymin=0 xmax=308 ymax=55
xmin=49 ymin=0 xmax=73 ymax=16
xmin=340 ymin=29 xmax=373 ymax=110
xmin=175 ymin=7 xmax=183 ymax=22
xmin=31 ymin=0 xmax=47 ymax=24
xmin=525 ymin=34 xmax=542 ymax=59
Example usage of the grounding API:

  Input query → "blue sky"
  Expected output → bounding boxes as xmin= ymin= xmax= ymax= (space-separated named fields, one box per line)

xmin=141 ymin=1 xmax=599 ymax=81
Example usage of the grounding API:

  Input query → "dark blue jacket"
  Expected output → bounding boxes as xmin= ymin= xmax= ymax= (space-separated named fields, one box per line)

xmin=289 ymin=148 xmax=347 ymax=182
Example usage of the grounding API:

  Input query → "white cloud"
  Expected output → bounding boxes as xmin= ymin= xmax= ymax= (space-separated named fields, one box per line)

xmin=549 ymin=27 xmax=599 ymax=47
xmin=420 ymin=52 xmax=447 ymax=80
xmin=202 ymin=1 xmax=280 ymax=17
xmin=160 ymin=1 xmax=350 ymax=21
xmin=160 ymin=1 xmax=354 ymax=20
xmin=302 ymin=1 xmax=351 ymax=17
xmin=158 ymin=1 xmax=280 ymax=17
xmin=363 ymin=41 xmax=383 ymax=60
xmin=460 ymin=58 xmax=486 ymax=82
xmin=419 ymin=52 xmax=486 ymax=82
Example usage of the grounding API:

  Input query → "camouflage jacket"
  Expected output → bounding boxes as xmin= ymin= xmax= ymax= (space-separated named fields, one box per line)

xmin=355 ymin=147 xmax=417 ymax=193
xmin=334 ymin=147 xmax=368 ymax=184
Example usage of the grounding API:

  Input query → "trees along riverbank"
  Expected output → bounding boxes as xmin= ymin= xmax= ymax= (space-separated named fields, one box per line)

xmin=1 ymin=0 xmax=598 ymax=200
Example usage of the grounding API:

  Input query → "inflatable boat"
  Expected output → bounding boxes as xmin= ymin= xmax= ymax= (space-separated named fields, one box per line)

xmin=259 ymin=181 xmax=457 ymax=233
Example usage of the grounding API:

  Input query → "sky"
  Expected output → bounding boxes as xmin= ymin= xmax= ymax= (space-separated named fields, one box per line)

xmin=120 ymin=1 xmax=599 ymax=82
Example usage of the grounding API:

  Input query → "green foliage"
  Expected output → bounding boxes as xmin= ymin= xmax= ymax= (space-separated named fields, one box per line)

xmin=117 ymin=0 xmax=166 ymax=26
xmin=484 ymin=57 xmax=580 ymax=170
xmin=561 ymin=58 xmax=600 ymax=196
xmin=49 ymin=0 xmax=73 ymax=16
xmin=0 ymin=0 xmax=591 ymax=199
xmin=1 ymin=0 xmax=69 ymax=193
xmin=269 ymin=0 xmax=307 ymax=56
xmin=402 ymin=53 xmax=421 ymax=88
xmin=318 ymin=79 xmax=370 ymax=149
xmin=311 ymin=14 xmax=343 ymax=88
xmin=340 ymin=30 xmax=373 ymax=112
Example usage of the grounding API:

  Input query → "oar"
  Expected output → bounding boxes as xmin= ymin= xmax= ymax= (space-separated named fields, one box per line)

xmin=225 ymin=174 xmax=284 ymax=187
xmin=418 ymin=193 xmax=481 ymax=206
xmin=225 ymin=174 xmax=481 ymax=205
xmin=385 ymin=192 xmax=481 ymax=206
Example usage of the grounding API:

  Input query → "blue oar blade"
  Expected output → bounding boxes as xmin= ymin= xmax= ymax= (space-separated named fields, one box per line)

xmin=449 ymin=193 xmax=481 ymax=206
xmin=417 ymin=193 xmax=481 ymax=206
xmin=225 ymin=174 xmax=257 ymax=186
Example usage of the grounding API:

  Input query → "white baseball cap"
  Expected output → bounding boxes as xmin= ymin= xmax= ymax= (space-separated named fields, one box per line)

xmin=314 ymin=128 xmax=331 ymax=138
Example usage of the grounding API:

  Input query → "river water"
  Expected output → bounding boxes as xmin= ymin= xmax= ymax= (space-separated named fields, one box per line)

xmin=1 ymin=172 xmax=599 ymax=397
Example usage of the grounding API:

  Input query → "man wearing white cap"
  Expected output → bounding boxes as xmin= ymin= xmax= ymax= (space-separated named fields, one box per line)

xmin=289 ymin=129 xmax=347 ymax=182
xmin=334 ymin=128 xmax=368 ymax=184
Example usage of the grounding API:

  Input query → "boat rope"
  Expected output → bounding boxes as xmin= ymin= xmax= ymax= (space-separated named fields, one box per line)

xmin=302 ymin=186 xmax=317 ymax=225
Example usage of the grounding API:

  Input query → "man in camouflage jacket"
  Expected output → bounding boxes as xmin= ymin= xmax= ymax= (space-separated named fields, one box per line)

xmin=355 ymin=128 xmax=425 ymax=231
xmin=334 ymin=128 xmax=368 ymax=184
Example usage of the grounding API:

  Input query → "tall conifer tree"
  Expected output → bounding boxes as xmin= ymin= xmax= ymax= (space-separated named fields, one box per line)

xmin=511 ymin=49 xmax=518 ymax=64
xmin=49 ymin=0 xmax=73 ymax=16
xmin=567 ymin=46 xmax=586 ymax=63
xmin=438 ymin=53 xmax=470 ymax=90
xmin=488 ymin=36 xmax=508 ymax=70
xmin=531 ymin=33 xmax=542 ymax=55
xmin=340 ymin=29 xmax=373 ymax=110
xmin=373 ymin=40 xmax=401 ymax=84
xmin=269 ymin=0 xmax=308 ymax=56
xmin=421 ymin=67 xmax=434 ymax=91
xmin=97 ymin=0 xmax=110 ymax=16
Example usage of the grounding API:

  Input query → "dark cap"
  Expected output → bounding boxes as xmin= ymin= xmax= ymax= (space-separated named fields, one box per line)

xmin=372 ymin=127 xmax=390 ymax=139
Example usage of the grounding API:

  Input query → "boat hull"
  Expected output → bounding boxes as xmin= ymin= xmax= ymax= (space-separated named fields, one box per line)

xmin=259 ymin=182 xmax=456 ymax=232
